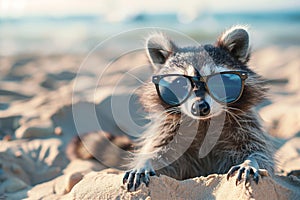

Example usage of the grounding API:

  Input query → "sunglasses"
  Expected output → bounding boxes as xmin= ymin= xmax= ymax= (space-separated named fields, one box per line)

xmin=152 ymin=71 xmax=248 ymax=107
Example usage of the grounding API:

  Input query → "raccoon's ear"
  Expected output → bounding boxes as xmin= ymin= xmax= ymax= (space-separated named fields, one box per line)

xmin=216 ymin=26 xmax=250 ymax=63
xmin=146 ymin=33 xmax=177 ymax=69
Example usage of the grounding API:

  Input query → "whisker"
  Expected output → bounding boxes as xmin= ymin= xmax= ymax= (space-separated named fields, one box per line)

xmin=223 ymin=108 xmax=249 ymax=132
xmin=226 ymin=106 xmax=247 ymax=114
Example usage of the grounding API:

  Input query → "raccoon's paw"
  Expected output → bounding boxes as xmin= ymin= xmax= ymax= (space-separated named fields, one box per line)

xmin=123 ymin=167 xmax=156 ymax=191
xmin=226 ymin=159 xmax=269 ymax=185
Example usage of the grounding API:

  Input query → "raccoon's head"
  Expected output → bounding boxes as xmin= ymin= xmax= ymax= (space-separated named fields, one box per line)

xmin=140 ymin=26 xmax=266 ymax=120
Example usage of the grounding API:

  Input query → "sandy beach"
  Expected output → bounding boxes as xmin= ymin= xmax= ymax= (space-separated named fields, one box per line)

xmin=0 ymin=40 xmax=300 ymax=199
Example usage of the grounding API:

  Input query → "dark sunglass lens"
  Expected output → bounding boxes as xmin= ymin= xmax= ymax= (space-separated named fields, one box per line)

xmin=158 ymin=76 xmax=191 ymax=105
xmin=207 ymin=73 xmax=243 ymax=103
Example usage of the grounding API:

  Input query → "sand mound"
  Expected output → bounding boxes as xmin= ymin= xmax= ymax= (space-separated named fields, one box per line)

xmin=60 ymin=169 xmax=300 ymax=200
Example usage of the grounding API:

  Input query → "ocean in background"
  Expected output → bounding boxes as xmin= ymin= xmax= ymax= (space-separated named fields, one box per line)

xmin=0 ymin=11 xmax=300 ymax=55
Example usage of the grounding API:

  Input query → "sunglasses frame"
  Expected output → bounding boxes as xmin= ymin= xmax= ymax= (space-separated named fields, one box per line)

xmin=152 ymin=71 xmax=248 ymax=107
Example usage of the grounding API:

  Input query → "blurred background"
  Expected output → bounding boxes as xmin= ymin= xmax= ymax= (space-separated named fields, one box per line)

xmin=1 ymin=0 xmax=300 ymax=55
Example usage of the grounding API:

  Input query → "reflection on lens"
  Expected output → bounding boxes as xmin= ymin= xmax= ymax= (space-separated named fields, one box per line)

xmin=207 ymin=73 xmax=242 ymax=103
xmin=158 ymin=76 xmax=191 ymax=105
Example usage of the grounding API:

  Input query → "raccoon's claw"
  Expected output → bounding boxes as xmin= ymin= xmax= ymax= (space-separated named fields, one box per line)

xmin=123 ymin=171 xmax=130 ymax=184
xmin=226 ymin=160 xmax=269 ymax=185
xmin=123 ymin=169 xmax=156 ymax=191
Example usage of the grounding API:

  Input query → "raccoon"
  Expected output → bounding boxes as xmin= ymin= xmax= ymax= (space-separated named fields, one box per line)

xmin=122 ymin=26 xmax=274 ymax=191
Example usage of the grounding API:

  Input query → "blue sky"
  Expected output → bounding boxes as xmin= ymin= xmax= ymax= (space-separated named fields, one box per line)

xmin=1 ymin=0 xmax=299 ymax=19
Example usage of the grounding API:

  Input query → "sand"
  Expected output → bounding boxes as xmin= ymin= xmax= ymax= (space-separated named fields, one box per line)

xmin=0 ymin=45 xmax=300 ymax=199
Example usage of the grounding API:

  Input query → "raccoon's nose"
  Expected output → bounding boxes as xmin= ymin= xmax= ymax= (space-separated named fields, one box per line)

xmin=191 ymin=100 xmax=210 ymax=116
